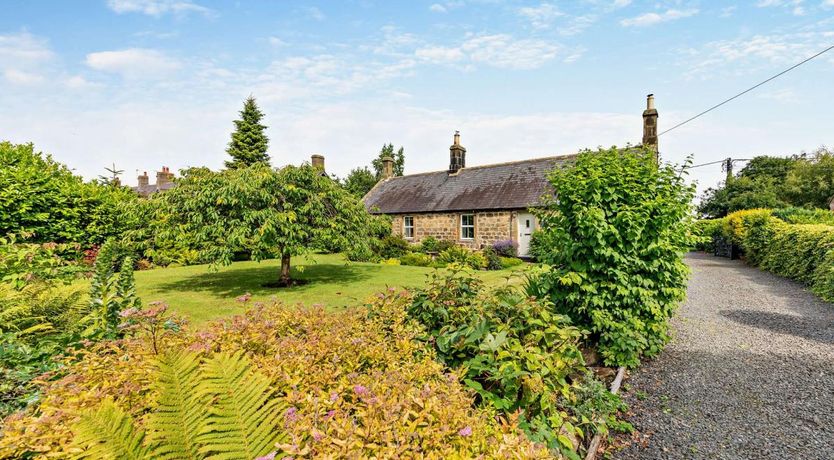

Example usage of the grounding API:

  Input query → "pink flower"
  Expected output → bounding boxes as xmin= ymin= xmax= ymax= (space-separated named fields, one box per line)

xmin=236 ymin=292 xmax=252 ymax=303
xmin=285 ymin=407 xmax=298 ymax=423
xmin=312 ymin=430 xmax=323 ymax=442
xmin=458 ymin=426 xmax=472 ymax=437
xmin=353 ymin=385 xmax=369 ymax=396
xmin=325 ymin=409 xmax=336 ymax=419
xmin=329 ymin=392 xmax=339 ymax=402
xmin=255 ymin=453 xmax=276 ymax=460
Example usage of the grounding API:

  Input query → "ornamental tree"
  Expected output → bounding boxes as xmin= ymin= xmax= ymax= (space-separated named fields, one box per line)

xmin=527 ymin=146 xmax=696 ymax=367
xmin=225 ymin=96 xmax=270 ymax=169
xmin=154 ymin=163 xmax=371 ymax=286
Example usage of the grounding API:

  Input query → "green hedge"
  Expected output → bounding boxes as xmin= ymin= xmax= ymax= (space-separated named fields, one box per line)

xmin=697 ymin=209 xmax=834 ymax=302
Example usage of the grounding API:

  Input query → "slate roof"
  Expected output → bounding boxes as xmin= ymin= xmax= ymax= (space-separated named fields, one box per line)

xmin=363 ymin=155 xmax=575 ymax=214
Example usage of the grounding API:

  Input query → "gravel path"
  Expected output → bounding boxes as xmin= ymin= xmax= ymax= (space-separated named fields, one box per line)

xmin=615 ymin=252 xmax=834 ymax=460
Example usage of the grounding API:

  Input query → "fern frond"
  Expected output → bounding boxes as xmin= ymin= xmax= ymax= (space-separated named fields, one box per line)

xmin=72 ymin=399 xmax=152 ymax=460
xmin=197 ymin=351 xmax=287 ymax=460
xmin=146 ymin=351 xmax=205 ymax=460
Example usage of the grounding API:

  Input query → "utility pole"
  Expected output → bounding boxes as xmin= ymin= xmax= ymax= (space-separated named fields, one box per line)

xmin=723 ymin=157 xmax=733 ymax=181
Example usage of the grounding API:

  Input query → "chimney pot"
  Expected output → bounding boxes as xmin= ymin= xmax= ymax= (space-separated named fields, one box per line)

xmin=138 ymin=171 xmax=149 ymax=187
xmin=642 ymin=94 xmax=659 ymax=158
xmin=311 ymin=154 xmax=325 ymax=170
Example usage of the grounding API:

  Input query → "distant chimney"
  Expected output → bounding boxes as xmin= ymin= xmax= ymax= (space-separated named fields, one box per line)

xmin=311 ymin=154 xmax=325 ymax=170
xmin=449 ymin=131 xmax=466 ymax=173
xmin=138 ymin=171 xmax=149 ymax=187
xmin=156 ymin=166 xmax=174 ymax=187
xmin=382 ymin=156 xmax=394 ymax=179
xmin=642 ymin=94 xmax=659 ymax=157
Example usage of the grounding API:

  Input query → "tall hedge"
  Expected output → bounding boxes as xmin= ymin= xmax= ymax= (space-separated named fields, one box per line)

xmin=699 ymin=209 xmax=834 ymax=303
xmin=528 ymin=147 xmax=696 ymax=367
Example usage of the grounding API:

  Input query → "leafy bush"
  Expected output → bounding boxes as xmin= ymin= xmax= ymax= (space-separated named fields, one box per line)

xmin=772 ymin=207 xmax=834 ymax=225
xmin=691 ymin=219 xmax=724 ymax=252
xmin=409 ymin=269 xmax=626 ymax=456
xmin=492 ymin=239 xmax=518 ymax=257
xmin=419 ymin=236 xmax=455 ymax=254
xmin=437 ymin=246 xmax=487 ymax=270
xmin=721 ymin=209 xmax=777 ymax=265
xmin=481 ymin=247 xmax=503 ymax=270
xmin=0 ymin=235 xmax=86 ymax=289
xmin=377 ymin=234 xmax=410 ymax=260
xmin=0 ymin=141 xmax=137 ymax=245
xmin=83 ymin=239 xmax=141 ymax=339
xmin=500 ymin=256 xmax=524 ymax=269
xmin=530 ymin=147 xmax=696 ymax=368
xmin=1 ymin=296 xmax=548 ymax=459
xmin=399 ymin=252 xmax=433 ymax=267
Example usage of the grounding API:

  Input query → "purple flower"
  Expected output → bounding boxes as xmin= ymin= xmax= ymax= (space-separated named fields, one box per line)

xmin=285 ymin=407 xmax=298 ymax=423
xmin=353 ymin=385 xmax=369 ymax=396
xmin=325 ymin=409 xmax=336 ymax=419
xmin=458 ymin=426 xmax=472 ymax=437
xmin=312 ymin=430 xmax=324 ymax=442
xmin=329 ymin=392 xmax=339 ymax=402
xmin=255 ymin=452 xmax=276 ymax=460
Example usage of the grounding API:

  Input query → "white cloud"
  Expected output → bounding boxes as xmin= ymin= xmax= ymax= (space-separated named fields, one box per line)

xmin=620 ymin=8 xmax=698 ymax=27
xmin=824 ymin=0 xmax=834 ymax=8
xmin=756 ymin=0 xmax=807 ymax=15
xmin=613 ymin=0 xmax=632 ymax=7
xmin=0 ymin=32 xmax=53 ymax=63
xmin=719 ymin=6 xmax=737 ymax=17
xmin=305 ymin=6 xmax=325 ymax=21
xmin=518 ymin=3 xmax=564 ymax=30
xmin=106 ymin=0 xmax=212 ymax=16
xmin=416 ymin=34 xmax=561 ymax=70
xmin=429 ymin=3 xmax=447 ymax=13
xmin=4 ymin=69 xmax=44 ymax=85
xmin=85 ymin=48 xmax=181 ymax=78
xmin=268 ymin=36 xmax=288 ymax=47
xmin=558 ymin=15 xmax=596 ymax=36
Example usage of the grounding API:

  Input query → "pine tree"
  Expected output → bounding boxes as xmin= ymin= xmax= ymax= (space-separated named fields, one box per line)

xmin=225 ymin=96 xmax=270 ymax=169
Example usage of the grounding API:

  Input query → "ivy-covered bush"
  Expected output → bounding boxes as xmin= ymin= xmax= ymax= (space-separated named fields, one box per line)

xmin=0 ymin=294 xmax=549 ymax=459
xmin=529 ymin=147 xmax=696 ymax=368
xmin=409 ymin=269 xmax=628 ymax=456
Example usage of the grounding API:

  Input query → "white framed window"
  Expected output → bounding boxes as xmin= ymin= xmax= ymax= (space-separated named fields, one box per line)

xmin=460 ymin=214 xmax=474 ymax=240
xmin=403 ymin=216 xmax=414 ymax=239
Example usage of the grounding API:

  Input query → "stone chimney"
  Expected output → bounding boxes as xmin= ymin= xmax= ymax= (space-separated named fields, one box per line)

xmin=449 ymin=131 xmax=466 ymax=173
xmin=311 ymin=154 xmax=325 ymax=170
xmin=137 ymin=171 xmax=149 ymax=187
xmin=156 ymin=166 xmax=174 ymax=187
xmin=642 ymin=94 xmax=659 ymax=155
xmin=382 ymin=156 xmax=394 ymax=179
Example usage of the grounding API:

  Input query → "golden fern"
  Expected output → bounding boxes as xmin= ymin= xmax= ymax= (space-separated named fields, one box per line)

xmin=146 ymin=351 xmax=205 ymax=459
xmin=198 ymin=351 xmax=287 ymax=460
xmin=72 ymin=399 xmax=152 ymax=460
xmin=71 ymin=351 xmax=287 ymax=460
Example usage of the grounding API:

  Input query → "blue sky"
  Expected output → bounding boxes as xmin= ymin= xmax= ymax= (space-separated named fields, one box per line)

xmin=1 ymin=0 xmax=833 ymax=196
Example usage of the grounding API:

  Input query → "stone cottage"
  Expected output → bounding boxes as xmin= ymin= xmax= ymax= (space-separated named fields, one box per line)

xmin=362 ymin=95 xmax=660 ymax=257
xmin=133 ymin=167 xmax=176 ymax=197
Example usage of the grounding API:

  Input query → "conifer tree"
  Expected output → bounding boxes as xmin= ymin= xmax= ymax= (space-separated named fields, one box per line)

xmin=225 ymin=96 xmax=270 ymax=169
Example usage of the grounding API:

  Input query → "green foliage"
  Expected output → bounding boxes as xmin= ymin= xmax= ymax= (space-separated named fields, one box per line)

xmin=419 ymin=236 xmax=455 ymax=253
xmin=409 ymin=269 xmax=623 ymax=456
xmin=342 ymin=166 xmax=378 ymax=198
xmin=371 ymin=143 xmax=405 ymax=179
xmin=500 ymin=256 xmax=524 ymax=269
xmin=399 ymin=252 xmax=433 ymax=267
xmin=153 ymin=163 xmax=372 ymax=285
xmin=376 ymin=234 xmax=410 ymax=260
xmin=691 ymin=219 xmax=724 ymax=252
xmin=224 ymin=96 xmax=270 ymax=169
xmin=437 ymin=246 xmax=487 ymax=270
xmin=481 ymin=247 xmax=503 ymax=270
xmin=0 ymin=235 xmax=85 ymax=289
xmin=0 ymin=332 xmax=63 ymax=418
xmin=697 ymin=175 xmax=788 ymax=218
xmin=0 ymin=141 xmax=137 ymax=244
xmin=783 ymin=148 xmax=834 ymax=208
xmin=72 ymin=351 xmax=287 ymax=460
xmin=773 ymin=207 xmax=834 ymax=225
xmin=530 ymin=147 xmax=696 ymax=368
xmin=84 ymin=239 xmax=140 ymax=339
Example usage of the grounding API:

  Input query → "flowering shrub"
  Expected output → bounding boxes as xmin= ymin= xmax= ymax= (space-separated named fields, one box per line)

xmin=437 ymin=246 xmax=487 ymax=269
xmin=492 ymin=239 xmax=518 ymax=257
xmin=1 ymin=294 xmax=550 ymax=459
xmin=399 ymin=252 xmax=433 ymax=266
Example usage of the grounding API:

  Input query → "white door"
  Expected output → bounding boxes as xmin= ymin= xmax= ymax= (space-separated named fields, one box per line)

xmin=517 ymin=213 xmax=536 ymax=257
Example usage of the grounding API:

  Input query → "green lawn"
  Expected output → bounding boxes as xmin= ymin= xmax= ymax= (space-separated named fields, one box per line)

xmin=135 ymin=253 xmax=529 ymax=325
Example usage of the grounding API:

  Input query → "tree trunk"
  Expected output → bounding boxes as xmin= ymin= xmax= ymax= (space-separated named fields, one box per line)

xmin=280 ymin=252 xmax=291 ymax=286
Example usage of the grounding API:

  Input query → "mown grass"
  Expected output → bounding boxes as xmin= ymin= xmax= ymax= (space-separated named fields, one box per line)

xmin=135 ymin=253 xmax=529 ymax=325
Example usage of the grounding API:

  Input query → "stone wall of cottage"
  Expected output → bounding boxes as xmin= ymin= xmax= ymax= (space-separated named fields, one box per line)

xmin=390 ymin=210 xmax=518 ymax=249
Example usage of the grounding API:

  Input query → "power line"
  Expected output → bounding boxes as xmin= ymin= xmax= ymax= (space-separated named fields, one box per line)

xmin=659 ymin=43 xmax=834 ymax=137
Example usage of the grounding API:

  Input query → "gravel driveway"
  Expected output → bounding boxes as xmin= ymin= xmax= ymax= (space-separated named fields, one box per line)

xmin=615 ymin=252 xmax=834 ymax=460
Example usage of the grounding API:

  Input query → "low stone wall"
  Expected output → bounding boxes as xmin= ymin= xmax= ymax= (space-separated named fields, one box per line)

xmin=390 ymin=210 xmax=517 ymax=249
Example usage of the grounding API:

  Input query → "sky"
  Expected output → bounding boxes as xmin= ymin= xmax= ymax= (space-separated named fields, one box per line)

xmin=1 ymin=0 xmax=833 ymax=197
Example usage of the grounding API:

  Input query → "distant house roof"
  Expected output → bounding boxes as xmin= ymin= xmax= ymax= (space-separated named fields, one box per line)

xmin=363 ymin=155 xmax=575 ymax=214
xmin=132 ymin=181 xmax=176 ymax=197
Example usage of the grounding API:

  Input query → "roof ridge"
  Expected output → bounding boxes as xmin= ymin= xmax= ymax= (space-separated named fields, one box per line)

xmin=385 ymin=153 xmax=576 ymax=180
